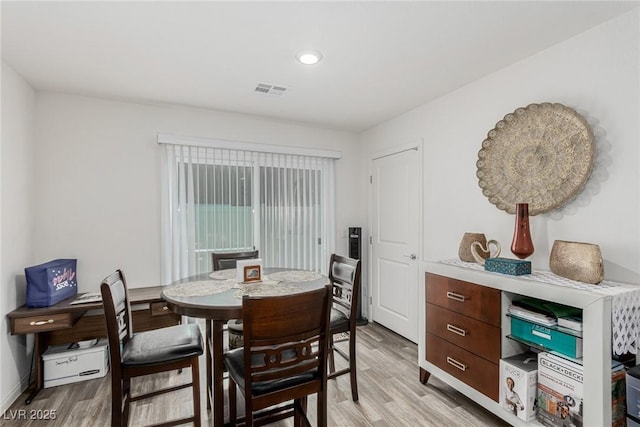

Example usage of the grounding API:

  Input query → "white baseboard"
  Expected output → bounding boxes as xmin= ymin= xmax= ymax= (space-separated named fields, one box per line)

xmin=1 ymin=373 xmax=30 ymax=415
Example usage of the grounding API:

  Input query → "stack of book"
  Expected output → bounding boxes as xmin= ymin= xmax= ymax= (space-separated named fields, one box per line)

xmin=508 ymin=304 xmax=557 ymax=326
xmin=557 ymin=315 xmax=583 ymax=332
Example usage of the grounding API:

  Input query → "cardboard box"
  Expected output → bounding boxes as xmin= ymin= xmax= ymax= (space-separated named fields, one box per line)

xmin=42 ymin=339 xmax=109 ymax=388
xmin=511 ymin=316 xmax=583 ymax=358
xmin=536 ymin=352 xmax=584 ymax=427
xmin=537 ymin=356 xmax=624 ymax=427
xmin=485 ymin=257 xmax=531 ymax=276
xmin=500 ymin=352 xmax=538 ymax=422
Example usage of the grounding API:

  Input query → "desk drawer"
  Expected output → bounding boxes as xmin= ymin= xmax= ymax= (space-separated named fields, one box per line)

xmin=151 ymin=302 xmax=172 ymax=316
xmin=46 ymin=308 xmax=181 ymax=345
xmin=426 ymin=333 xmax=498 ymax=401
xmin=12 ymin=312 xmax=74 ymax=334
xmin=425 ymin=273 xmax=500 ymax=326
xmin=426 ymin=303 xmax=500 ymax=363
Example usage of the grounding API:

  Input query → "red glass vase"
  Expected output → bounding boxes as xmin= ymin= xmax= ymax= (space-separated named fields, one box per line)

xmin=511 ymin=203 xmax=534 ymax=259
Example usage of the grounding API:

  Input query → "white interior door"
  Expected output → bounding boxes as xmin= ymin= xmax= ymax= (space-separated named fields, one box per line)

xmin=371 ymin=147 xmax=420 ymax=342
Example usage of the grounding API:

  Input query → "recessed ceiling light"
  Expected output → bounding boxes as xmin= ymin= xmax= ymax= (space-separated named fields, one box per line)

xmin=296 ymin=50 xmax=323 ymax=65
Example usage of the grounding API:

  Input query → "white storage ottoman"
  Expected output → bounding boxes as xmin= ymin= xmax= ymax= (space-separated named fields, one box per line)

xmin=42 ymin=339 xmax=109 ymax=388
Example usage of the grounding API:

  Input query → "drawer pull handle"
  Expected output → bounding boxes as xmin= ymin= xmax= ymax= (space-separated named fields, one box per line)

xmin=446 ymin=356 xmax=467 ymax=372
xmin=446 ymin=291 xmax=466 ymax=302
xmin=446 ymin=324 xmax=467 ymax=337
xmin=30 ymin=319 xmax=54 ymax=326
xmin=162 ymin=306 xmax=168 ymax=311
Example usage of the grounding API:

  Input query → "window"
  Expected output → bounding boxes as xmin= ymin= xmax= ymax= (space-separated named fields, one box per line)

xmin=159 ymin=136 xmax=338 ymax=283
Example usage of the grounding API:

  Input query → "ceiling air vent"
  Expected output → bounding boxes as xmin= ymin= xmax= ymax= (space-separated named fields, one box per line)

xmin=254 ymin=82 xmax=288 ymax=97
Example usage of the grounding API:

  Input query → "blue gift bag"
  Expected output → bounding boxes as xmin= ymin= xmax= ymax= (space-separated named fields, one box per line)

xmin=25 ymin=259 xmax=78 ymax=307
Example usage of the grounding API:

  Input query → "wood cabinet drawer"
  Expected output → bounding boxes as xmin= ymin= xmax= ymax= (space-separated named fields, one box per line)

xmin=426 ymin=303 xmax=500 ymax=363
xmin=151 ymin=302 xmax=172 ymax=316
xmin=426 ymin=333 xmax=499 ymax=401
xmin=426 ymin=273 xmax=501 ymax=326
xmin=12 ymin=312 xmax=75 ymax=334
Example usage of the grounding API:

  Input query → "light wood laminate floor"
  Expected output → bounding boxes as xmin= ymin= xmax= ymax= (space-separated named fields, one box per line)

xmin=2 ymin=322 xmax=509 ymax=426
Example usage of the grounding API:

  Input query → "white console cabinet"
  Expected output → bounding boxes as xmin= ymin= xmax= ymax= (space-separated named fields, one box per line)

xmin=419 ymin=260 xmax=626 ymax=427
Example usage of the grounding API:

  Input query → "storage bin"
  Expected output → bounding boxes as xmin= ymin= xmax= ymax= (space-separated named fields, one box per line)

xmin=42 ymin=339 xmax=109 ymax=388
xmin=510 ymin=316 xmax=582 ymax=358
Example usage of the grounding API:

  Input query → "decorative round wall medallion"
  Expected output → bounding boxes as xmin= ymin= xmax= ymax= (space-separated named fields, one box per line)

xmin=476 ymin=103 xmax=595 ymax=215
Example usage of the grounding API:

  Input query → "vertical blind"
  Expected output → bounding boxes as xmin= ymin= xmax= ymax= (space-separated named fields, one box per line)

xmin=160 ymin=141 xmax=336 ymax=283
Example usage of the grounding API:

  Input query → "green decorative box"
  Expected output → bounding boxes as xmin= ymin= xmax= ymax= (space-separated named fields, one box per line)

xmin=484 ymin=257 xmax=531 ymax=276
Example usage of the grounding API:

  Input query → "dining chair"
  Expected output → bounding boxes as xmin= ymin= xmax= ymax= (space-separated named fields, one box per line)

xmin=211 ymin=250 xmax=259 ymax=349
xmin=327 ymin=254 xmax=362 ymax=402
xmin=211 ymin=250 xmax=259 ymax=272
xmin=100 ymin=269 xmax=204 ymax=427
xmin=224 ymin=284 xmax=332 ymax=427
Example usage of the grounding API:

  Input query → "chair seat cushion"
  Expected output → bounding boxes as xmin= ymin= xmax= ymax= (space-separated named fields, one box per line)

xmin=224 ymin=348 xmax=318 ymax=396
xmin=122 ymin=324 xmax=203 ymax=366
xmin=228 ymin=319 xmax=244 ymax=350
xmin=330 ymin=307 xmax=349 ymax=330
xmin=228 ymin=319 xmax=244 ymax=332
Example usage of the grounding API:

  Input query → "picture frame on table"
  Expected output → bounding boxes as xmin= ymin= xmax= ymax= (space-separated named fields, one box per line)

xmin=236 ymin=258 xmax=263 ymax=284
xmin=243 ymin=265 xmax=262 ymax=283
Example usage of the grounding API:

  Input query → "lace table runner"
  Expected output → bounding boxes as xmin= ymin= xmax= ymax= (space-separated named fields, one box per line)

xmin=440 ymin=259 xmax=640 ymax=355
xmin=233 ymin=281 xmax=302 ymax=298
xmin=166 ymin=270 xmax=315 ymax=299
xmin=209 ymin=269 xmax=236 ymax=280
xmin=209 ymin=269 xmax=321 ymax=282
xmin=164 ymin=280 xmax=235 ymax=297
xmin=267 ymin=270 xmax=322 ymax=282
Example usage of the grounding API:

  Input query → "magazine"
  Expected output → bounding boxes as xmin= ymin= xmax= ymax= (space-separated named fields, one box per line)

xmin=69 ymin=292 xmax=102 ymax=305
xmin=508 ymin=305 xmax=557 ymax=326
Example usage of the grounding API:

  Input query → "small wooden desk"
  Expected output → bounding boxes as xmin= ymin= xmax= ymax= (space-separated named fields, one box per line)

xmin=7 ymin=286 xmax=180 ymax=404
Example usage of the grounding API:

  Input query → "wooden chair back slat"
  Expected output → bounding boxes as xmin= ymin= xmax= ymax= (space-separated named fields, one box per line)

xmin=211 ymin=250 xmax=259 ymax=271
xmin=329 ymin=255 xmax=360 ymax=319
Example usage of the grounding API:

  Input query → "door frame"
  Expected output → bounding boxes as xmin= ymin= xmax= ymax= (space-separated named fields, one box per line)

xmin=367 ymin=139 xmax=424 ymax=327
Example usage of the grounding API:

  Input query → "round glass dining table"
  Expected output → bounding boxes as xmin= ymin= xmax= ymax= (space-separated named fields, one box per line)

xmin=161 ymin=268 xmax=328 ymax=427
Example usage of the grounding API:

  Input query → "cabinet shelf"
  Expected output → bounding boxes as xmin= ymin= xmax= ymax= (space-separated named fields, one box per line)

xmin=505 ymin=334 xmax=583 ymax=364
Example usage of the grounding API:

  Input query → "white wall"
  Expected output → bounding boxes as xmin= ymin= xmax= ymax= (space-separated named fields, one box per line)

xmin=33 ymin=94 xmax=363 ymax=290
xmin=0 ymin=92 xmax=362 ymax=409
xmin=1 ymin=62 xmax=37 ymax=412
xmin=361 ymin=9 xmax=640 ymax=284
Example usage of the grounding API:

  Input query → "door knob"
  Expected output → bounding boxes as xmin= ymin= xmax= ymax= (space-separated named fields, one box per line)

xmin=403 ymin=254 xmax=417 ymax=260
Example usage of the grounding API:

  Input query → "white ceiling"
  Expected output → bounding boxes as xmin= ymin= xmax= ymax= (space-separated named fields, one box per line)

xmin=2 ymin=1 xmax=638 ymax=132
